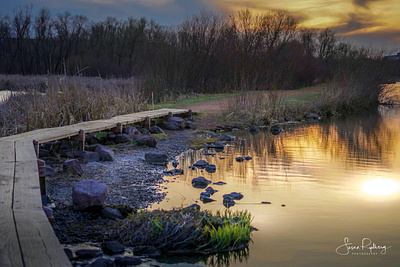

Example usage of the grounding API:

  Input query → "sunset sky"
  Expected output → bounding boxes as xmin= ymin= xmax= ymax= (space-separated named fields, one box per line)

xmin=2 ymin=0 xmax=400 ymax=51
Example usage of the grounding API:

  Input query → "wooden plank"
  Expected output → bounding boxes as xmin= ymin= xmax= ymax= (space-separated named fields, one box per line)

xmin=13 ymin=160 xmax=42 ymax=210
xmin=0 ymin=209 xmax=24 ymax=267
xmin=15 ymin=141 xmax=37 ymax=162
xmin=14 ymin=209 xmax=72 ymax=267
xmin=0 ymin=141 xmax=15 ymax=162
xmin=0 ymin=162 xmax=15 ymax=210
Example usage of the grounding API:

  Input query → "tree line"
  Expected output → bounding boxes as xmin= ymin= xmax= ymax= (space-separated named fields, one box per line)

xmin=0 ymin=5 xmax=396 ymax=99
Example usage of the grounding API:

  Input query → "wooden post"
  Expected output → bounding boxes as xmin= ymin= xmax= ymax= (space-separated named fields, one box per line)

xmin=145 ymin=116 xmax=151 ymax=129
xmin=70 ymin=129 xmax=85 ymax=150
xmin=37 ymin=159 xmax=46 ymax=196
xmin=110 ymin=122 xmax=122 ymax=134
xmin=33 ymin=140 xmax=39 ymax=158
xmin=168 ymin=112 xmax=173 ymax=119
xmin=187 ymin=109 xmax=193 ymax=120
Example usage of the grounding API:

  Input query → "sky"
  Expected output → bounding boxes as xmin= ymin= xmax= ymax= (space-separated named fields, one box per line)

xmin=1 ymin=0 xmax=400 ymax=52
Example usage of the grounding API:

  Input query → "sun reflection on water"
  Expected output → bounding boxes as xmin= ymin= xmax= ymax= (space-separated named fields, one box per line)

xmin=361 ymin=178 xmax=400 ymax=196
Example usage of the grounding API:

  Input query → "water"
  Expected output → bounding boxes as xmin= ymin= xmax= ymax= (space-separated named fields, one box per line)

xmin=151 ymin=106 xmax=400 ymax=267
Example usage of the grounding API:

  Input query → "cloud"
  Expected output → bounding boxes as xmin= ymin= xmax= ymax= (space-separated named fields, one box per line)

xmin=331 ymin=12 xmax=384 ymax=34
xmin=353 ymin=0 xmax=382 ymax=9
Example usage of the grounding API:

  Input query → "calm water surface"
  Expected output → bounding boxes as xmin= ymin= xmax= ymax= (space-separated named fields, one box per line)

xmin=151 ymin=106 xmax=400 ymax=267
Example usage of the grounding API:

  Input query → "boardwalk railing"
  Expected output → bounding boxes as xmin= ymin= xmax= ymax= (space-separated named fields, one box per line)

xmin=0 ymin=108 xmax=190 ymax=267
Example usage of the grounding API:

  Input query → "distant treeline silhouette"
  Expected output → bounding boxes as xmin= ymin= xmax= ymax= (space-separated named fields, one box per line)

xmin=0 ymin=5 xmax=397 ymax=98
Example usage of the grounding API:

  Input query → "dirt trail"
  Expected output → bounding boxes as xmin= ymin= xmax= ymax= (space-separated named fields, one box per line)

xmin=179 ymin=86 xmax=324 ymax=130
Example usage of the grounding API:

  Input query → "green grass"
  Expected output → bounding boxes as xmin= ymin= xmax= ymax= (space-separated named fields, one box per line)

xmin=149 ymin=93 xmax=239 ymax=109
xmin=282 ymin=92 xmax=322 ymax=107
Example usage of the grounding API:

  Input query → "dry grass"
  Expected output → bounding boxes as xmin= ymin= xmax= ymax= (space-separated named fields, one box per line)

xmin=0 ymin=75 xmax=146 ymax=136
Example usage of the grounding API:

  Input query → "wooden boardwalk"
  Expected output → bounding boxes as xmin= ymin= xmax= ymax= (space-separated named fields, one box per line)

xmin=0 ymin=108 xmax=189 ymax=266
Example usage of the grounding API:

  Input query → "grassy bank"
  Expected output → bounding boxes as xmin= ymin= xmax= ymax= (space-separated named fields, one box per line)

xmin=107 ymin=207 xmax=254 ymax=254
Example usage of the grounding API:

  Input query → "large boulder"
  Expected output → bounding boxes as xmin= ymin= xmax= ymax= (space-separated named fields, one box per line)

xmin=159 ymin=121 xmax=181 ymax=130
xmin=64 ymin=159 xmax=85 ymax=176
xmin=192 ymin=176 xmax=212 ymax=189
xmin=134 ymin=135 xmax=157 ymax=147
xmin=145 ymin=152 xmax=167 ymax=165
xmin=185 ymin=121 xmax=197 ymax=130
xmin=95 ymin=145 xmax=115 ymax=161
xmin=167 ymin=116 xmax=185 ymax=128
xmin=72 ymin=180 xmax=108 ymax=210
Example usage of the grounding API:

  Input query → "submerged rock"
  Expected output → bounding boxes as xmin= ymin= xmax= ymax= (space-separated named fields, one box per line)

xmin=244 ymin=156 xmax=252 ymax=161
xmin=223 ymin=196 xmax=235 ymax=208
xmin=213 ymin=181 xmax=227 ymax=185
xmin=205 ymin=164 xmax=216 ymax=173
xmin=205 ymin=187 xmax=218 ymax=195
xmin=235 ymin=157 xmax=244 ymax=162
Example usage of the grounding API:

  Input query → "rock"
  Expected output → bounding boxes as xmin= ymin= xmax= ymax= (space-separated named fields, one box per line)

xmin=306 ymin=113 xmax=321 ymax=122
xmin=205 ymin=164 xmax=216 ymax=173
xmin=95 ymin=145 xmax=115 ymax=161
xmin=139 ymin=128 xmax=150 ymax=135
xmin=185 ymin=121 xmax=197 ymax=130
xmin=244 ymin=156 xmax=252 ymax=161
xmin=149 ymin=125 xmax=163 ymax=134
xmin=134 ymin=246 xmax=160 ymax=257
xmin=184 ymin=204 xmax=200 ymax=211
xmin=88 ymin=258 xmax=114 ymax=267
xmin=64 ymin=150 xmax=83 ymax=158
xmin=200 ymin=191 xmax=211 ymax=198
xmin=168 ymin=116 xmax=185 ymax=128
xmin=86 ymin=134 xmax=100 ymax=145
xmin=209 ymin=131 xmax=219 ymax=138
xmin=223 ymin=196 xmax=235 ymax=208
xmin=235 ymin=157 xmax=244 ymax=162
xmin=249 ymin=125 xmax=260 ymax=134
xmin=261 ymin=201 xmax=271 ymax=204
xmin=102 ymin=241 xmax=125 ymax=255
xmin=45 ymin=165 xmax=56 ymax=176
xmin=72 ymin=180 xmax=108 ymax=210
xmin=192 ymin=176 xmax=212 ymax=189
xmin=270 ymin=125 xmax=283 ymax=135
xmin=228 ymin=192 xmax=244 ymax=200
xmin=135 ymin=135 xmax=157 ymax=147
xmin=124 ymin=126 xmax=140 ymax=135
xmin=107 ymin=132 xmax=116 ymax=140
xmin=145 ymin=152 xmax=167 ymax=165
xmin=205 ymin=187 xmax=218 ymax=195
xmin=63 ymin=248 xmax=73 ymax=260
xmin=204 ymin=152 xmax=216 ymax=156
xmin=75 ymin=249 xmax=102 ymax=259
xmin=201 ymin=196 xmax=216 ymax=203
xmin=189 ymin=166 xmax=196 ymax=170
xmin=213 ymin=181 xmax=227 ymax=185
xmin=219 ymin=135 xmax=236 ymax=141
xmin=102 ymin=207 xmax=123 ymax=219
xmin=64 ymin=159 xmax=85 ymax=176
xmin=160 ymin=121 xmax=181 ymax=130
xmin=115 ymin=133 xmax=130 ymax=144
xmin=281 ymin=204 xmax=286 ymax=207
xmin=82 ymin=151 xmax=100 ymax=163
xmin=193 ymin=160 xmax=209 ymax=168
xmin=114 ymin=256 xmax=143 ymax=266
xmin=213 ymin=142 xmax=225 ymax=149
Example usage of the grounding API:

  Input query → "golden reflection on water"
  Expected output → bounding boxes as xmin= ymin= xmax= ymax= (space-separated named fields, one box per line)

xmin=152 ymin=106 xmax=400 ymax=267
xmin=361 ymin=178 xmax=400 ymax=196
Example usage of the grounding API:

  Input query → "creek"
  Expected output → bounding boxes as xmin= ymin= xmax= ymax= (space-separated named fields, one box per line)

xmin=151 ymin=105 xmax=400 ymax=267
